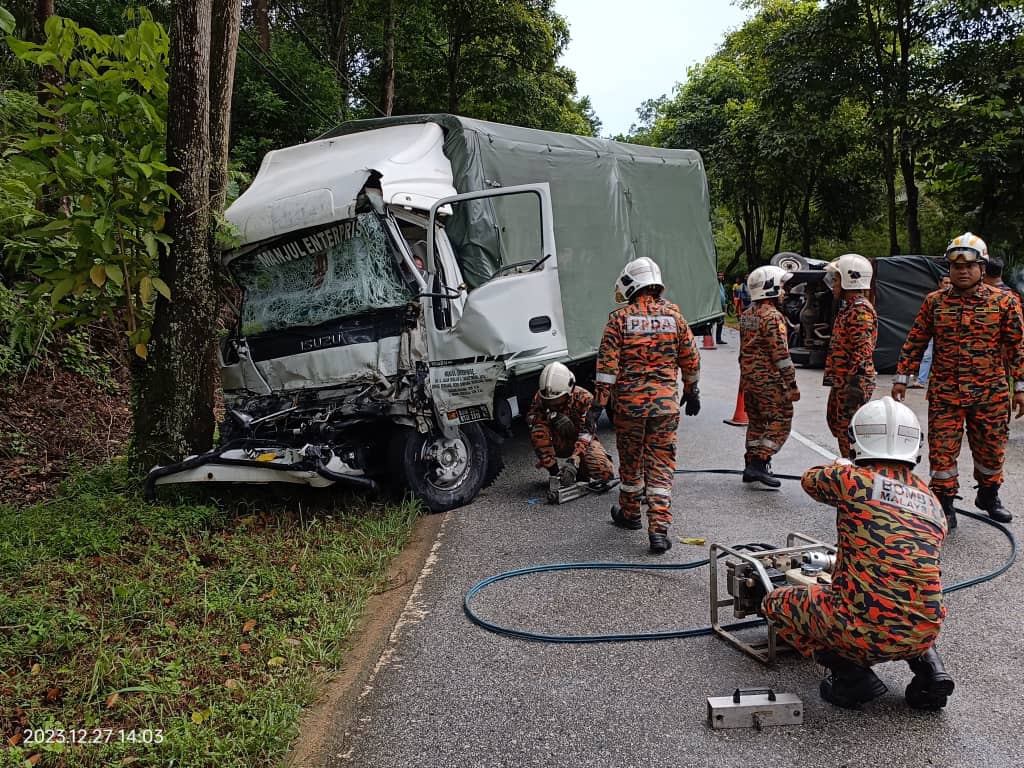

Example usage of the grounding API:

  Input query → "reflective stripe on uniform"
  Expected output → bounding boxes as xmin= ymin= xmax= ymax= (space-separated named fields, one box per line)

xmin=775 ymin=358 xmax=794 ymax=370
xmin=893 ymin=374 xmax=910 ymax=385
xmin=1016 ymin=380 xmax=1024 ymax=393
xmin=596 ymin=372 xmax=617 ymax=384
xmin=759 ymin=438 xmax=780 ymax=450
xmin=683 ymin=373 xmax=700 ymax=383
xmin=578 ymin=432 xmax=594 ymax=444
xmin=974 ymin=461 xmax=1001 ymax=476
xmin=646 ymin=486 xmax=673 ymax=498
xmin=930 ymin=468 xmax=959 ymax=480
xmin=619 ymin=482 xmax=645 ymax=494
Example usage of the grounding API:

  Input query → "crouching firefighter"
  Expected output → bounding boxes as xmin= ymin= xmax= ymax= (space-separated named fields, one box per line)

xmin=588 ymin=256 xmax=701 ymax=554
xmin=762 ymin=397 xmax=953 ymax=710
xmin=527 ymin=361 xmax=614 ymax=488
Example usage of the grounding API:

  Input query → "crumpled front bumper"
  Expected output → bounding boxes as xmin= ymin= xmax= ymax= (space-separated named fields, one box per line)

xmin=144 ymin=441 xmax=377 ymax=500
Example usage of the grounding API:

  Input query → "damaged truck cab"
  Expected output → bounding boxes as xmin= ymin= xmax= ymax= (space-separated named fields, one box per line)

xmin=148 ymin=116 xmax=721 ymax=512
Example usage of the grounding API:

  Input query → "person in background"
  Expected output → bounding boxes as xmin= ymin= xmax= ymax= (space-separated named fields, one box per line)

xmin=822 ymin=254 xmax=877 ymax=458
xmin=527 ymin=361 xmax=614 ymax=489
xmin=984 ymin=256 xmax=1009 ymax=290
xmin=738 ymin=265 xmax=799 ymax=488
xmin=893 ymin=232 xmax=1024 ymax=527
xmin=589 ymin=257 xmax=701 ymax=554
xmin=713 ymin=272 xmax=728 ymax=344
xmin=762 ymin=397 xmax=952 ymax=711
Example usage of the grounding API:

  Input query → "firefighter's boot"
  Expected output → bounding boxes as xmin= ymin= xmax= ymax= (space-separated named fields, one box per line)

xmin=814 ymin=650 xmax=887 ymax=709
xmin=938 ymin=494 xmax=957 ymax=530
xmin=610 ymin=504 xmax=642 ymax=530
xmin=648 ymin=531 xmax=672 ymax=555
xmin=742 ymin=457 xmax=782 ymax=488
xmin=905 ymin=646 xmax=955 ymax=710
xmin=975 ymin=484 xmax=1012 ymax=523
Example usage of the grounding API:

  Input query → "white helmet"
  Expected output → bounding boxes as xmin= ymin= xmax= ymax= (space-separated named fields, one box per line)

xmin=826 ymin=253 xmax=873 ymax=291
xmin=538 ymin=361 xmax=575 ymax=401
xmin=945 ymin=232 xmax=989 ymax=264
xmin=747 ymin=265 xmax=789 ymax=301
xmin=614 ymin=257 xmax=663 ymax=303
xmin=848 ymin=396 xmax=923 ymax=466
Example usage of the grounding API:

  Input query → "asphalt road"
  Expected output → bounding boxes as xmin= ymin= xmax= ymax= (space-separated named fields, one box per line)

xmin=320 ymin=326 xmax=1024 ymax=768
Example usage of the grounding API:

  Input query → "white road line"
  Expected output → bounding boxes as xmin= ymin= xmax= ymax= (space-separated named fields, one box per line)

xmin=790 ymin=428 xmax=838 ymax=461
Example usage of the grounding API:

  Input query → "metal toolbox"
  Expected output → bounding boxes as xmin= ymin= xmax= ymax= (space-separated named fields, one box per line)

xmin=707 ymin=688 xmax=803 ymax=730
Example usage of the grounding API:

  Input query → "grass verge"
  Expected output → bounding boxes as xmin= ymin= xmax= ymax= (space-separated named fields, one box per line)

xmin=0 ymin=462 xmax=421 ymax=767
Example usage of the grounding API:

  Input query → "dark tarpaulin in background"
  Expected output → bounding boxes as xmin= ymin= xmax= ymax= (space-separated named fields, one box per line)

xmin=873 ymin=255 xmax=947 ymax=373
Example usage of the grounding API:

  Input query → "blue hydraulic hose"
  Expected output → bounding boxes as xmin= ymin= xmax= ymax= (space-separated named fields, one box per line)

xmin=463 ymin=505 xmax=1016 ymax=644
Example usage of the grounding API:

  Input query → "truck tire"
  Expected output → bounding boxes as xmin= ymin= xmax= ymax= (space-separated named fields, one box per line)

xmin=481 ymin=426 xmax=505 ymax=489
xmin=389 ymin=424 xmax=488 ymax=513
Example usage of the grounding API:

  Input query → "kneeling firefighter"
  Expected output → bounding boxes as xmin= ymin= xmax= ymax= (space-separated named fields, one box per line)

xmin=527 ymin=361 xmax=614 ymax=487
xmin=588 ymin=257 xmax=701 ymax=554
xmin=762 ymin=397 xmax=953 ymax=710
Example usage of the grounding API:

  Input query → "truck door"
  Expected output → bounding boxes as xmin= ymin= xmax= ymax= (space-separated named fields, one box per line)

xmin=424 ymin=183 xmax=567 ymax=424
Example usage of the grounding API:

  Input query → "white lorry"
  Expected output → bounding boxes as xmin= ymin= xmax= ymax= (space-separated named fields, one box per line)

xmin=147 ymin=115 xmax=721 ymax=511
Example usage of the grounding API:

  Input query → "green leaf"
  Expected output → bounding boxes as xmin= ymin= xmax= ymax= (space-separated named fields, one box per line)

xmin=0 ymin=7 xmax=15 ymax=35
xmin=105 ymin=264 xmax=124 ymax=286
xmin=151 ymin=276 xmax=171 ymax=300
xmin=51 ymin=277 xmax=75 ymax=306
xmin=143 ymin=231 xmax=158 ymax=259
xmin=5 ymin=36 xmax=37 ymax=58
xmin=139 ymin=275 xmax=153 ymax=304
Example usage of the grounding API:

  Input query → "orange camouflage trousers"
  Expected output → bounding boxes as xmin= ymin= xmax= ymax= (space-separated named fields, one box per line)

xmin=927 ymin=396 xmax=1009 ymax=495
xmin=743 ymin=389 xmax=793 ymax=462
xmin=529 ymin=422 xmax=615 ymax=482
xmin=763 ymin=585 xmax=939 ymax=666
xmin=827 ymin=380 xmax=875 ymax=459
xmin=613 ymin=410 xmax=678 ymax=532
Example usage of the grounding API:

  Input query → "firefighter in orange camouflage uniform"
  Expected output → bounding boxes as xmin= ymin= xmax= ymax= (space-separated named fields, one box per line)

xmin=739 ymin=265 xmax=800 ymax=488
xmin=892 ymin=232 xmax=1024 ymax=528
xmin=588 ymin=257 xmax=701 ymax=554
xmin=527 ymin=361 xmax=614 ymax=487
xmin=763 ymin=397 xmax=953 ymax=711
xmin=823 ymin=254 xmax=877 ymax=458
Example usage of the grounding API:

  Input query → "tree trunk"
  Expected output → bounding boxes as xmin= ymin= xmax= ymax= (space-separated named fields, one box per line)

xmin=773 ymin=192 xmax=786 ymax=256
xmin=900 ymin=137 xmax=920 ymax=253
xmin=133 ymin=0 xmax=216 ymax=469
xmin=381 ymin=0 xmax=395 ymax=115
xmin=209 ymin=0 xmax=241 ymax=212
xmin=881 ymin=127 xmax=899 ymax=256
xmin=254 ymin=0 xmax=270 ymax=52
xmin=334 ymin=0 xmax=349 ymax=119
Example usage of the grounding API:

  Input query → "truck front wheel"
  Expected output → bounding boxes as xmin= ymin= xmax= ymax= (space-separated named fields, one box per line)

xmin=389 ymin=424 xmax=488 ymax=512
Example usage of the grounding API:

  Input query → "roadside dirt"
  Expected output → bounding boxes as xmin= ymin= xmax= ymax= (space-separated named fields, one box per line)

xmin=285 ymin=511 xmax=445 ymax=768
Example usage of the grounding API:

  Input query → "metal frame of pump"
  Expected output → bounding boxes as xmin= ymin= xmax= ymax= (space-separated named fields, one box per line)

xmin=710 ymin=532 xmax=838 ymax=664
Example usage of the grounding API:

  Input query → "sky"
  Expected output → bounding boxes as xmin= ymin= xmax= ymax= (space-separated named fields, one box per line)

xmin=553 ymin=0 xmax=752 ymax=137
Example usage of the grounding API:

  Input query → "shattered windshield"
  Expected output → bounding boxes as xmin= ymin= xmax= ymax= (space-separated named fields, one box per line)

xmin=232 ymin=213 xmax=412 ymax=335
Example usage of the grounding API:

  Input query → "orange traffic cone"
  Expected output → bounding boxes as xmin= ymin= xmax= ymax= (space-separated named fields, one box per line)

xmin=702 ymin=334 xmax=717 ymax=350
xmin=723 ymin=382 xmax=748 ymax=426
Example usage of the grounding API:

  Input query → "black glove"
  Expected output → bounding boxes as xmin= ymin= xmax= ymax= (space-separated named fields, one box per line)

xmin=546 ymin=463 xmax=560 ymax=477
xmin=548 ymin=411 xmax=577 ymax=443
xmin=585 ymin=406 xmax=603 ymax=434
xmin=559 ymin=459 xmax=578 ymax=486
xmin=681 ymin=386 xmax=701 ymax=416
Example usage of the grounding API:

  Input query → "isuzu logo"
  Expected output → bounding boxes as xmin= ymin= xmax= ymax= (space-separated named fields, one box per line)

xmin=299 ymin=334 xmax=346 ymax=352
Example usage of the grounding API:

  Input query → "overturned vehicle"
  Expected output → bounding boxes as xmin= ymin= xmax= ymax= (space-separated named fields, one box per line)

xmin=146 ymin=116 xmax=721 ymax=511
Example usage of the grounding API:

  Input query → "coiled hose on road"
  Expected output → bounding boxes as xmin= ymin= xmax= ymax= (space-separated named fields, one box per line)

xmin=464 ymin=468 xmax=1017 ymax=643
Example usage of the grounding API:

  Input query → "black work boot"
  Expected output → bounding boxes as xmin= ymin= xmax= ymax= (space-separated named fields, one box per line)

xmin=610 ymin=505 xmax=642 ymax=530
xmin=648 ymin=531 xmax=672 ymax=554
xmin=938 ymin=494 xmax=957 ymax=530
xmin=742 ymin=457 xmax=782 ymax=488
xmin=814 ymin=650 xmax=887 ymax=709
xmin=975 ymin=485 xmax=1013 ymax=523
xmin=905 ymin=646 xmax=955 ymax=711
